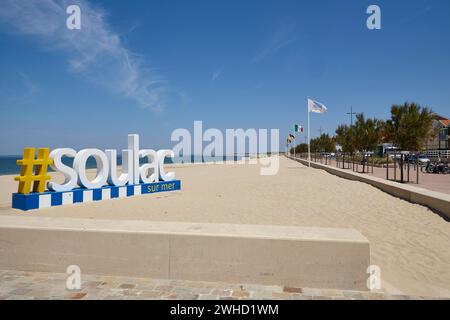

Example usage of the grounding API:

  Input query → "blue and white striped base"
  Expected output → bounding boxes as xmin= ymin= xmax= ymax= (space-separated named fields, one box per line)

xmin=12 ymin=180 xmax=181 ymax=211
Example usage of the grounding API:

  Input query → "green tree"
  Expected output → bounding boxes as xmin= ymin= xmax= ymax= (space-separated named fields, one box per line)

xmin=310 ymin=134 xmax=336 ymax=153
xmin=290 ymin=136 xmax=335 ymax=154
xmin=352 ymin=114 xmax=384 ymax=153
xmin=387 ymin=102 xmax=435 ymax=151
xmin=294 ymin=143 xmax=308 ymax=154
xmin=335 ymin=125 xmax=355 ymax=153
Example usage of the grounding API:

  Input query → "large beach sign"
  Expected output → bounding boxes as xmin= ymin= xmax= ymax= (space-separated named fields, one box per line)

xmin=12 ymin=134 xmax=181 ymax=211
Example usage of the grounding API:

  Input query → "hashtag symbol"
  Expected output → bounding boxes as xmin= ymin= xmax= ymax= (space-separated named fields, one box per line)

xmin=14 ymin=148 xmax=53 ymax=194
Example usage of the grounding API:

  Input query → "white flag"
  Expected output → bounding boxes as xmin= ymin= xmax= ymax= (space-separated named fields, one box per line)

xmin=308 ymin=98 xmax=327 ymax=114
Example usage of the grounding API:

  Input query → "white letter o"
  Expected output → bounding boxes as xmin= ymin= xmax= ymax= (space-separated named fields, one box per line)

xmin=74 ymin=149 xmax=109 ymax=189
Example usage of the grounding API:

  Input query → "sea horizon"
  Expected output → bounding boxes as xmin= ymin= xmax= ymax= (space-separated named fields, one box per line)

xmin=0 ymin=154 xmax=248 ymax=176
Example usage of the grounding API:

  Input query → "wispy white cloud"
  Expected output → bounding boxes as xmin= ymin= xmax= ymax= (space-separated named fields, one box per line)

xmin=251 ymin=22 xmax=297 ymax=64
xmin=211 ymin=67 xmax=224 ymax=81
xmin=0 ymin=0 xmax=178 ymax=111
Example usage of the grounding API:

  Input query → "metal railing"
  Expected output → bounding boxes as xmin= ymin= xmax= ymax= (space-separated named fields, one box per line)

xmin=289 ymin=151 xmax=423 ymax=184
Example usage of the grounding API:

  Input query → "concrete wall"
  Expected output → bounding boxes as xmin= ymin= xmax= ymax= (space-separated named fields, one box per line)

xmin=0 ymin=216 xmax=370 ymax=291
xmin=290 ymin=156 xmax=450 ymax=219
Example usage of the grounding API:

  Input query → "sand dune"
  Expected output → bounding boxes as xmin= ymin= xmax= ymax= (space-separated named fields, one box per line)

xmin=1 ymin=157 xmax=449 ymax=297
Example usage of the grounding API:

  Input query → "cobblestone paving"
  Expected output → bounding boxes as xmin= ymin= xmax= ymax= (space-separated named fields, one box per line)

xmin=0 ymin=270 xmax=446 ymax=300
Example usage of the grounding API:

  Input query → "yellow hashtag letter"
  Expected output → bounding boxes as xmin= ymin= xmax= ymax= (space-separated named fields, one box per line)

xmin=14 ymin=148 xmax=53 ymax=194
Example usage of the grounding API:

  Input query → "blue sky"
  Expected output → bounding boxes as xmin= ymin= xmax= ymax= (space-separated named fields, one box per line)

xmin=0 ymin=0 xmax=449 ymax=154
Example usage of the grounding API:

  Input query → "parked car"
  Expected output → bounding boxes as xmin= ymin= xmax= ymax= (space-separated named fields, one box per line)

xmin=407 ymin=154 xmax=430 ymax=165
xmin=321 ymin=153 xmax=335 ymax=158
xmin=388 ymin=153 xmax=403 ymax=160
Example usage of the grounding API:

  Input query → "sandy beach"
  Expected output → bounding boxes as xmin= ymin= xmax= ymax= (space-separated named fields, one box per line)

xmin=1 ymin=156 xmax=449 ymax=298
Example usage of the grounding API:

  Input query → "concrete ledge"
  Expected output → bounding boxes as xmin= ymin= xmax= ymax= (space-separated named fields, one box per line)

xmin=0 ymin=216 xmax=370 ymax=291
xmin=290 ymin=156 xmax=450 ymax=219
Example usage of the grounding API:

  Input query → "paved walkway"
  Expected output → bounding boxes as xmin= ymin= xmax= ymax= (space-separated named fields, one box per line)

xmin=0 ymin=270 xmax=445 ymax=300
xmin=294 ymin=156 xmax=450 ymax=195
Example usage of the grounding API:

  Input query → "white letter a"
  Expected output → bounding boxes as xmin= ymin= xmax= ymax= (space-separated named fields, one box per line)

xmin=66 ymin=5 xmax=81 ymax=30
xmin=366 ymin=5 xmax=381 ymax=30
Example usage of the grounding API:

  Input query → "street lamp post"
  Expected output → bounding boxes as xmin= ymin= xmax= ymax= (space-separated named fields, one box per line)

xmin=347 ymin=106 xmax=356 ymax=126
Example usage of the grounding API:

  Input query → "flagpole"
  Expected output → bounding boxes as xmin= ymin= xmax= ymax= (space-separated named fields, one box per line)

xmin=307 ymin=100 xmax=311 ymax=167
xmin=293 ymin=132 xmax=296 ymax=159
